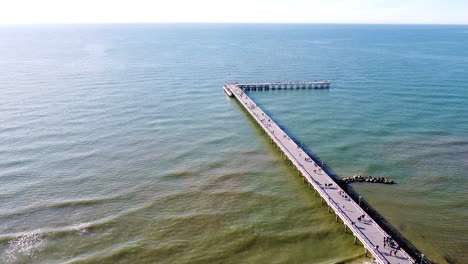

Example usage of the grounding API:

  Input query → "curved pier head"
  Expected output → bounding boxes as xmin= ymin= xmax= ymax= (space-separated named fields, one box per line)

xmin=225 ymin=81 xmax=425 ymax=264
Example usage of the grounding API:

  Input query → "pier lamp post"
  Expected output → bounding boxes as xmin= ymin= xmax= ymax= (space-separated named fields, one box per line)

xmin=358 ymin=196 xmax=362 ymax=206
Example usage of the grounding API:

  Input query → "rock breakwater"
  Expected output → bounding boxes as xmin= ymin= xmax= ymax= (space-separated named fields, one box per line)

xmin=339 ymin=175 xmax=395 ymax=184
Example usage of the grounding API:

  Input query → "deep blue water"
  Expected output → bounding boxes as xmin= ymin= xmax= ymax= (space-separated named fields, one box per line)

xmin=0 ymin=24 xmax=467 ymax=264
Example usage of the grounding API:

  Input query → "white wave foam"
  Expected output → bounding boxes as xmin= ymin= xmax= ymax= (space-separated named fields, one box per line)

xmin=2 ymin=233 xmax=46 ymax=263
xmin=72 ymin=222 xmax=89 ymax=235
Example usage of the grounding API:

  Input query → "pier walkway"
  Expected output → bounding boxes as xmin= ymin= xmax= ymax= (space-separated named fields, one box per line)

xmin=224 ymin=82 xmax=416 ymax=264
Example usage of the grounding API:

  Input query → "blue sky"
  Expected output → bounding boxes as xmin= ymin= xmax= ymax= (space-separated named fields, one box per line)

xmin=0 ymin=0 xmax=467 ymax=24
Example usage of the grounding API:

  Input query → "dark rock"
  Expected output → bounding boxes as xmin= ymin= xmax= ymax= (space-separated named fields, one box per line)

xmin=339 ymin=175 xmax=396 ymax=185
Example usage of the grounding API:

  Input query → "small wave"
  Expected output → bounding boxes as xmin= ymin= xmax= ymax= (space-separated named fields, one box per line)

xmin=199 ymin=134 xmax=236 ymax=145
xmin=0 ymin=199 xmax=155 ymax=243
xmin=236 ymin=148 xmax=264 ymax=156
xmin=71 ymin=222 xmax=89 ymax=235
xmin=0 ymin=158 xmax=35 ymax=170
xmin=210 ymin=172 xmax=246 ymax=183
xmin=205 ymin=160 xmax=227 ymax=170
xmin=0 ymin=126 xmax=23 ymax=135
xmin=167 ymin=147 xmax=200 ymax=161
xmin=49 ymin=197 xmax=118 ymax=209
xmin=302 ymin=40 xmax=331 ymax=45
xmin=160 ymin=171 xmax=195 ymax=180
xmin=55 ymin=149 xmax=100 ymax=162
xmin=60 ymin=239 xmax=141 ymax=264
xmin=2 ymin=233 xmax=46 ymax=263
xmin=0 ymin=194 xmax=132 ymax=219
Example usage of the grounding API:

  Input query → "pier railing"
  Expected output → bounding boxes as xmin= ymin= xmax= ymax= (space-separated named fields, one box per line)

xmin=230 ymin=81 xmax=331 ymax=91
xmin=342 ymin=185 xmax=432 ymax=264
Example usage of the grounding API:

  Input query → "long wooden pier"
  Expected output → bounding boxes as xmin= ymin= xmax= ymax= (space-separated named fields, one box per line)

xmin=224 ymin=82 xmax=421 ymax=264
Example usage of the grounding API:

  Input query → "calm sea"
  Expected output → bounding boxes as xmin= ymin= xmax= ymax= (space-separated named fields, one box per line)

xmin=0 ymin=24 xmax=467 ymax=264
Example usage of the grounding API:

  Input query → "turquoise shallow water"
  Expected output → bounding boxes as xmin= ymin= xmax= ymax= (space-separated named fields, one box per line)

xmin=0 ymin=24 xmax=467 ymax=263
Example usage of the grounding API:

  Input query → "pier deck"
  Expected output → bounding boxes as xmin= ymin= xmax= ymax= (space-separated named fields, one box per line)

xmin=225 ymin=82 xmax=416 ymax=264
